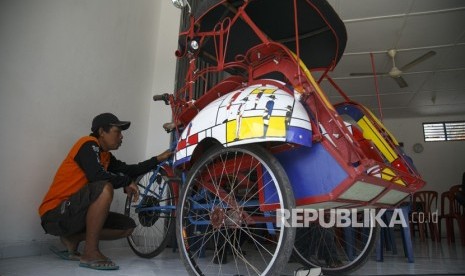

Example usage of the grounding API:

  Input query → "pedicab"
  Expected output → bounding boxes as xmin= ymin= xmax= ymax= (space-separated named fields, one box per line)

xmin=133 ymin=0 xmax=426 ymax=275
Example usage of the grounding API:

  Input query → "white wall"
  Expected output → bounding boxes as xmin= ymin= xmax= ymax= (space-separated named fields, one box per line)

xmin=146 ymin=2 xmax=180 ymax=158
xmin=0 ymin=0 xmax=180 ymax=258
xmin=383 ymin=115 xmax=465 ymax=237
xmin=0 ymin=0 xmax=462 ymax=259
xmin=383 ymin=115 xmax=465 ymax=196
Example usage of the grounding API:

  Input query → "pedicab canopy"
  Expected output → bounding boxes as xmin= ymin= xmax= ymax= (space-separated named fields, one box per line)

xmin=179 ymin=0 xmax=347 ymax=72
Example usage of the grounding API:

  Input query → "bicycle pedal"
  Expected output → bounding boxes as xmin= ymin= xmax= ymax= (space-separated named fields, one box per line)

xmin=294 ymin=267 xmax=322 ymax=276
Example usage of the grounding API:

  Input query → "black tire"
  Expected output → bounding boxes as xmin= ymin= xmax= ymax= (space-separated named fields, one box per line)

xmin=176 ymin=144 xmax=296 ymax=276
xmin=124 ymin=167 xmax=176 ymax=258
xmin=292 ymin=209 xmax=379 ymax=275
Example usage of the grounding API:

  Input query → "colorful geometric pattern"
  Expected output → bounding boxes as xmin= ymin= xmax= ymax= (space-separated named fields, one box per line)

xmin=174 ymin=83 xmax=312 ymax=167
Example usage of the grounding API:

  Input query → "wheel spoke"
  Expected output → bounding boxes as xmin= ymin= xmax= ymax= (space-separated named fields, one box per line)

xmin=177 ymin=145 xmax=295 ymax=275
xmin=125 ymin=169 xmax=176 ymax=258
xmin=292 ymin=210 xmax=378 ymax=274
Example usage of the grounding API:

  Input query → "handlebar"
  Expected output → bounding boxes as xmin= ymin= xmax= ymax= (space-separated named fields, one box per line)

xmin=153 ymin=93 xmax=170 ymax=105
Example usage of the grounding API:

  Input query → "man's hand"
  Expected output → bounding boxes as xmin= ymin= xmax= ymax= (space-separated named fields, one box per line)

xmin=124 ymin=181 xmax=139 ymax=202
xmin=157 ymin=149 xmax=173 ymax=162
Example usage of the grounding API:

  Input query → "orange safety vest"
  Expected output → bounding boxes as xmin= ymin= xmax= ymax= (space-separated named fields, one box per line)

xmin=38 ymin=136 xmax=110 ymax=216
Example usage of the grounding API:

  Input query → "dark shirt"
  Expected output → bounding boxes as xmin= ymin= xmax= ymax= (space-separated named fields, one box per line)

xmin=75 ymin=141 xmax=159 ymax=189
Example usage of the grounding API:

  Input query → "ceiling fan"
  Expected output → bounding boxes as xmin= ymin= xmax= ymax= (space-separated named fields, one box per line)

xmin=350 ymin=49 xmax=436 ymax=88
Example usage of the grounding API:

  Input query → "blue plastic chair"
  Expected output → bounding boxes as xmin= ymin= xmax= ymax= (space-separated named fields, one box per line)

xmin=376 ymin=203 xmax=414 ymax=263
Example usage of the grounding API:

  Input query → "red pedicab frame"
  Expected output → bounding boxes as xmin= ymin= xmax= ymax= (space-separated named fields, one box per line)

xmin=160 ymin=1 xmax=426 ymax=275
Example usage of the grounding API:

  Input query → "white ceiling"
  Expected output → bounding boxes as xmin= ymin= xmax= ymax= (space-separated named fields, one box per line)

xmin=319 ymin=0 xmax=465 ymax=119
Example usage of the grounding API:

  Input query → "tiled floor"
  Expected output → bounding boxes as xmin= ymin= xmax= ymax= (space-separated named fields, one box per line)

xmin=1 ymin=236 xmax=465 ymax=275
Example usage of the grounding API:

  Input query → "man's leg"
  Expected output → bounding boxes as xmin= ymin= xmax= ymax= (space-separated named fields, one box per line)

xmin=60 ymin=235 xmax=82 ymax=253
xmin=43 ymin=180 xmax=135 ymax=266
xmin=60 ymin=202 xmax=135 ymax=252
xmin=79 ymin=181 xmax=113 ymax=262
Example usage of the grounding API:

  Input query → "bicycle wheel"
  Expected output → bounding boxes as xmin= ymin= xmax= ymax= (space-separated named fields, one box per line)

xmin=176 ymin=145 xmax=295 ymax=276
xmin=124 ymin=167 xmax=176 ymax=258
xmin=292 ymin=209 xmax=378 ymax=275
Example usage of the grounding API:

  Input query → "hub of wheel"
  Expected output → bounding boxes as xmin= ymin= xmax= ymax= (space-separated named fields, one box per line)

xmin=225 ymin=208 xmax=243 ymax=228
xmin=137 ymin=196 xmax=160 ymax=227
xmin=210 ymin=207 xmax=244 ymax=229
xmin=210 ymin=207 xmax=225 ymax=229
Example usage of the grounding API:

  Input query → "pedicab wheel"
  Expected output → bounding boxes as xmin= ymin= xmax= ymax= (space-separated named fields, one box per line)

xmin=124 ymin=168 xmax=176 ymax=258
xmin=292 ymin=209 xmax=379 ymax=275
xmin=176 ymin=145 xmax=296 ymax=276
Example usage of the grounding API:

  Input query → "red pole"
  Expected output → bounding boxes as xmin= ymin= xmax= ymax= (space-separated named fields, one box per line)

xmin=293 ymin=0 xmax=302 ymax=85
xmin=370 ymin=53 xmax=383 ymax=121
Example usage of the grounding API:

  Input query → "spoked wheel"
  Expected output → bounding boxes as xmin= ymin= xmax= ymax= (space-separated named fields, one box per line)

xmin=176 ymin=145 xmax=295 ymax=276
xmin=292 ymin=209 xmax=379 ymax=275
xmin=124 ymin=168 xmax=177 ymax=258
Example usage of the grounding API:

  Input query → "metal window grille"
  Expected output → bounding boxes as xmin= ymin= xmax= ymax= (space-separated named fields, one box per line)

xmin=445 ymin=122 xmax=465 ymax=141
xmin=423 ymin=121 xmax=465 ymax=142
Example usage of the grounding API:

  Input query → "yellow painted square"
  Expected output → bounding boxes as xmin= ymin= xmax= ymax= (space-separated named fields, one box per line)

xmin=251 ymin=88 xmax=277 ymax=95
xmin=226 ymin=116 xmax=287 ymax=142
xmin=240 ymin=117 xmax=264 ymax=139
xmin=226 ymin=120 xmax=237 ymax=142
xmin=266 ymin=117 xmax=286 ymax=137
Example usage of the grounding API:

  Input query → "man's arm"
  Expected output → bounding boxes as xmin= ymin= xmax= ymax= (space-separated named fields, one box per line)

xmin=107 ymin=149 xmax=172 ymax=178
xmin=74 ymin=141 xmax=131 ymax=189
xmin=107 ymin=155 xmax=159 ymax=178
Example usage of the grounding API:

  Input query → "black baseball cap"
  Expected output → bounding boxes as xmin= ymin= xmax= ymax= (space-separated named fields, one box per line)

xmin=91 ymin=113 xmax=131 ymax=132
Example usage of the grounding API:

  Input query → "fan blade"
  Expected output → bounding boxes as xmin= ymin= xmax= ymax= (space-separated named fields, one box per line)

xmin=350 ymin=72 xmax=388 ymax=76
xmin=400 ymin=51 xmax=436 ymax=72
xmin=393 ymin=76 xmax=408 ymax=88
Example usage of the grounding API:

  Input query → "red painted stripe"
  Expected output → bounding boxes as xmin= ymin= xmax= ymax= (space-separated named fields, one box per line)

xmin=187 ymin=133 xmax=198 ymax=145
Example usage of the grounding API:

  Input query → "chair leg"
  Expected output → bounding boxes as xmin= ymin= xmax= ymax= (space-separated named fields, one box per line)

xmin=409 ymin=220 xmax=415 ymax=239
xmin=376 ymin=228 xmax=384 ymax=262
xmin=458 ymin=218 xmax=465 ymax=246
xmin=438 ymin=218 xmax=444 ymax=242
xmin=429 ymin=221 xmax=440 ymax=242
xmin=418 ymin=221 xmax=426 ymax=241
xmin=445 ymin=218 xmax=453 ymax=244
xmin=400 ymin=206 xmax=414 ymax=263
xmin=343 ymin=226 xmax=355 ymax=260
xmin=450 ymin=219 xmax=456 ymax=243
xmin=384 ymin=210 xmax=397 ymax=254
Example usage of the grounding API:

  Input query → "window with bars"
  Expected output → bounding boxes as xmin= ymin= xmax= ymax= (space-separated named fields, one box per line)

xmin=423 ymin=121 xmax=465 ymax=142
